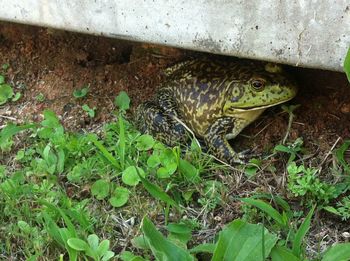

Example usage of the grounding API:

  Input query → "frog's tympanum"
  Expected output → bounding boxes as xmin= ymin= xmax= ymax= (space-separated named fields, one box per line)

xmin=136 ymin=58 xmax=297 ymax=165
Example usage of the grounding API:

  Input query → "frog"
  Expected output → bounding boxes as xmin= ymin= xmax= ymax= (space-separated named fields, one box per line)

xmin=135 ymin=57 xmax=297 ymax=165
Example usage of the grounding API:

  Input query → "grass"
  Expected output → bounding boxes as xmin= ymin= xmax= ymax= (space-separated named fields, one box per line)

xmin=1 ymin=90 xmax=350 ymax=260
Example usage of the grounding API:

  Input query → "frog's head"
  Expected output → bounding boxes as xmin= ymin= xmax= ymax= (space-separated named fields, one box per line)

xmin=223 ymin=62 xmax=298 ymax=115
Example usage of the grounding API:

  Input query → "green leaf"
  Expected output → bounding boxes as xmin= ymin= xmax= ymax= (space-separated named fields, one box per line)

xmin=167 ymin=223 xmax=192 ymax=234
xmin=0 ymin=83 xmax=14 ymax=105
xmin=240 ymin=198 xmax=287 ymax=227
xmin=57 ymin=148 xmax=65 ymax=174
xmin=102 ymin=250 xmax=115 ymax=261
xmin=189 ymin=243 xmax=216 ymax=254
xmin=322 ymin=243 xmax=350 ymax=261
xmin=40 ymin=201 xmax=77 ymax=238
xmin=344 ymin=47 xmax=350 ymax=83
xmin=118 ymin=116 xmax=126 ymax=169
xmin=87 ymin=234 xmax=99 ymax=250
xmin=131 ymin=235 xmax=150 ymax=250
xmin=12 ymin=92 xmax=21 ymax=102
xmin=178 ymin=159 xmax=200 ymax=183
xmin=159 ymin=148 xmax=177 ymax=166
xmin=97 ymin=239 xmax=110 ymax=256
xmin=122 ymin=166 xmax=145 ymax=186
xmin=141 ymin=217 xmax=194 ymax=261
xmin=87 ymin=134 xmax=120 ymax=169
xmin=292 ymin=205 xmax=315 ymax=257
xmin=41 ymin=109 xmax=61 ymax=129
xmin=136 ymin=134 xmax=155 ymax=151
xmin=2 ymin=63 xmax=9 ymax=70
xmin=115 ymin=91 xmax=130 ymax=111
xmin=323 ymin=206 xmax=340 ymax=216
xmin=17 ymin=220 xmax=32 ymax=234
xmin=91 ymin=179 xmax=110 ymax=200
xmin=212 ymin=219 xmax=278 ymax=261
xmin=41 ymin=211 xmax=65 ymax=248
xmin=137 ymin=172 xmax=180 ymax=210
xmin=0 ymin=75 xmax=4 ymax=84
xmin=157 ymin=162 xmax=177 ymax=178
xmin=109 ymin=187 xmax=129 ymax=207
xmin=271 ymin=245 xmax=300 ymax=261
xmin=119 ymin=251 xmax=146 ymax=261
xmin=147 ymin=154 xmax=161 ymax=168
xmin=0 ymin=123 xmax=36 ymax=145
xmin=36 ymin=93 xmax=45 ymax=102
xmin=59 ymin=228 xmax=78 ymax=261
xmin=82 ymin=104 xmax=96 ymax=118
xmin=167 ymin=223 xmax=192 ymax=246
xmin=67 ymin=238 xmax=89 ymax=251
xmin=73 ymin=86 xmax=89 ymax=98
xmin=335 ymin=140 xmax=350 ymax=173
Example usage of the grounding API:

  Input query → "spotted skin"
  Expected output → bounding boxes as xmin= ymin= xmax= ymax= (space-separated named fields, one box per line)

xmin=136 ymin=58 xmax=297 ymax=165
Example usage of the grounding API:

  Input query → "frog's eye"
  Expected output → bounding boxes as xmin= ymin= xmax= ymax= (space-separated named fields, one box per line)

xmin=251 ymin=79 xmax=265 ymax=91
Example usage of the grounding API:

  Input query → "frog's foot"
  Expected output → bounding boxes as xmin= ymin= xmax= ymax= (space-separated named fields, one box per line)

xmin=135 ymin=101 xmax=186 ymax=146
xmin=228 ymin=151 xmax=250 ymax=165
xmin=231 ymin=148 xmax=262 ymax=164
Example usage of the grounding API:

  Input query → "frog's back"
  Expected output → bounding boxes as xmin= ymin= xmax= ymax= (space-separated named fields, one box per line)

xmin=162 ymin=58 xmax=250 ymax=136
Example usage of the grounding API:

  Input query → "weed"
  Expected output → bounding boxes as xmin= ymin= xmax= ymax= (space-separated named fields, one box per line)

xmin=2 ymin=63 xmax=9 ymax=71
xmin=281 ymin=104 xmax=300 ymax=144
xmin=274 ymin=137 xmax=304 ymax=164
xmin=73 ymin=84 xmax=89 ymax=98
xmin=335 ymin=139 xmax=350 ymax=174
xmin=344 ymin=46 xmax=350 ymax=83
xmin=287 ymin=162 xmax=338 ymax=205
xmin=82 ymin=104 xmax=96 ymax=118
xmin=36 ymin=92 xmax=45 ymax=102
xmin=325 ymin=196 xmax=350 ymax=221
xmin=0 ymin=73 xmax=19 ymax=105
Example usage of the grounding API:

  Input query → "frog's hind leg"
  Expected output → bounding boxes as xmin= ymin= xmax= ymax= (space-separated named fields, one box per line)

xmin=135 ymin=101 xmax=186 ymax=146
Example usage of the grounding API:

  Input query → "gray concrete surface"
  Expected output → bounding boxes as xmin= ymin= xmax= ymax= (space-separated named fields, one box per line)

xmin=0 ymin=0 xmax=349 ymax=71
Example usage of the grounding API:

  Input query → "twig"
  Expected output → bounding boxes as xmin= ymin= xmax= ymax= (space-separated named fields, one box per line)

xmin=0 ymin=115 xmax=17 ymax=121
xmin=283 ymin=112 xmax=294 ymax=144
xmin=317 ymin=137 xmax=341 ymax=172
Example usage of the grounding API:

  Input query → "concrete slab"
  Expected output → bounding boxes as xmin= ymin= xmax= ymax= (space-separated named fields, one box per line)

xmin=0 ymin=0 xmax=349 ymax=71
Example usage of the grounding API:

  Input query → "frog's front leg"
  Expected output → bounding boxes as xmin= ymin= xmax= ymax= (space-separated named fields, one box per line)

xmin=204 ymin=117 xmax=248 ymax=165
xmin=156 ymin=87 xmax=179 ymax=117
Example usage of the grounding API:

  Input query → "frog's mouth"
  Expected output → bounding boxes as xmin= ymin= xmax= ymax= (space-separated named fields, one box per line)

xmin=238 ymin=98 xmax=293 ymax=110
xmin=226 ymin=96 xmax=294 ymax=112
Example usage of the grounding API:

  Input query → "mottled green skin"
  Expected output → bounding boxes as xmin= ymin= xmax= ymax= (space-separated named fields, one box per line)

xmin=136 ymin=58 xmax=297 ymax=164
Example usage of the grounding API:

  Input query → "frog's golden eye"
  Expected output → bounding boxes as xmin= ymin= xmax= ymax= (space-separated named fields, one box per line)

xmin=251 ymin=79 xmax=265 ymax=91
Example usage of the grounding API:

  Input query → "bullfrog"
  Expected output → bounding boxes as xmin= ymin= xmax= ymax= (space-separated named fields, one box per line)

xmin=135 ymin=58 xmax=297 ymax=165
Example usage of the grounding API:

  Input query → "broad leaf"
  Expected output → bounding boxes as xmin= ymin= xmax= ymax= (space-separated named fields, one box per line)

xmin=115 ymin=91 xmax=130 ymax=111
xmin=271 ymin=245 xmax=300 ymax=261
xmin=91 ymin=179 xmax=110 ymax=200
xmin=344 ymin=47 xmax=350 ymax=83
xmin=109 ymin=187 xmax=129 ymax=207
xmin=67 ymin=238 xmax=89 ymax=251
xmin=190 ymin=243 xmax=216 ymax=254
xmin=212 ymin=219 xmax=278 ymax=261
xmin=292 ymin=205 xmax=315 ymax=257
xmin=322 ymin=242 xmax=350 ymax=261
xmin=122 ymin=166 xmax=145 ymax=186
xmin=137 ymin=172 xmax=179 ymax=210
xmin=240 ymin=198 xmax=287 ymax=227
xmin=141 ymin=217 xmax=194 ymax=261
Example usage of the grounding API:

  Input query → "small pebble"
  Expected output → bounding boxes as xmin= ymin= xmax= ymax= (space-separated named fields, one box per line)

xmin=340 ymin=103 xmax=350 ymax=114
xmin=342 ymin=232 xmax=350 ymax=238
